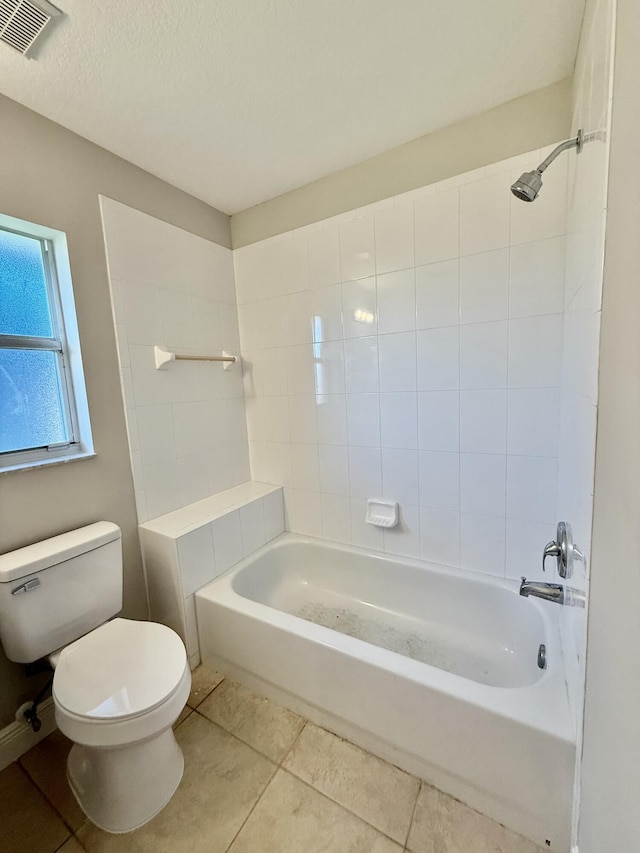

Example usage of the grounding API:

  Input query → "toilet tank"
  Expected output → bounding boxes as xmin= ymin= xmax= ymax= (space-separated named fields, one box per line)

xmin=0 ymin=522 xmax=123 ymax=663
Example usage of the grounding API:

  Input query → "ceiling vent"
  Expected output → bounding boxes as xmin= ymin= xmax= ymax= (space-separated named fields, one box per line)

xmin=0 ymin=0 xmax=60 ymax=56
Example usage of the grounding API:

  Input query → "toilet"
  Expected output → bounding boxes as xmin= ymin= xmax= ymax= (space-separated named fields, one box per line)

xmin=0 ymin=521 xmax=191 ymax=834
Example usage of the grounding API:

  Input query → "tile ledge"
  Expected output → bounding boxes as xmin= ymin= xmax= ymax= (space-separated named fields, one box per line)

xmin=140 ymin=481 xmax=281 ymax=538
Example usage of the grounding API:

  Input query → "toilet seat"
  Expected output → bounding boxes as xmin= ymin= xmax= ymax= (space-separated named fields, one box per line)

xmin=53 ymin=618 xmax=191 ymax=748
xmin=53 ymin=618 xmax=187 ymax=721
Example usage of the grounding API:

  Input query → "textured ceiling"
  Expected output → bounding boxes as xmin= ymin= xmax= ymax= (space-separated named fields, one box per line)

xmin=0 ymin=0 xmax=585 ymax=214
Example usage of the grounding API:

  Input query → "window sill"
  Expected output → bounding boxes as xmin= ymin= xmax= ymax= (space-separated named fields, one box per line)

xmin=0 ymin=450 xmax=96 ymax=475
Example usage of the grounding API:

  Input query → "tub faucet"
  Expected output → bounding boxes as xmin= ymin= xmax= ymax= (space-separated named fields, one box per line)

xmin=519 ymin=577 xmax=585 ymax=608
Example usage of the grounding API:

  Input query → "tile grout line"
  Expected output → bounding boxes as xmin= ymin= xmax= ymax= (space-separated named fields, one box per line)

xmin=219 ymin=717 xmax=302 ymax=853
xmin=403 ymin=779 xmax=423 ymax=852
xmin=282 ymin=722 xmax=421 ymax=848
xmin=15 ymin=757 xmax=77 ymax=843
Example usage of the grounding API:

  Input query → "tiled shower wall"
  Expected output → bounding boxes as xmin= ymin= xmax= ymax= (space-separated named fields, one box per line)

xmin=100 ymin=198 xmax=250 ymax=521
xmin=235 ymin=150 xmax=569 ymax=580
xmin=558 ymin=0 xmax=615 ymax=740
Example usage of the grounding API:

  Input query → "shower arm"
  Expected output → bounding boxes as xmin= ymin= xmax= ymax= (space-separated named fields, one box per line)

xmin=535 ymin=129 xmax=584 ymax=175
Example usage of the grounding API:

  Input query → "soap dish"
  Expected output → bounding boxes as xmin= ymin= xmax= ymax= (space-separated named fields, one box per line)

xmin=365 ymin=500 xmax=399 ymax=528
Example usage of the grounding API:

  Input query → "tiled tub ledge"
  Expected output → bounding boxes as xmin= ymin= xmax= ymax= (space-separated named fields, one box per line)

xmin=139 ymin=482 xmax=284 ymax=667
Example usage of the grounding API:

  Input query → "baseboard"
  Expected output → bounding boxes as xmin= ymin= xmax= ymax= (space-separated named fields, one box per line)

xmin=0 ymin=698 xmax=56 ymax=771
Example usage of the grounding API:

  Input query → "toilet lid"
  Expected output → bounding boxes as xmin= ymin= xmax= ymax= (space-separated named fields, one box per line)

xmin=53 ymin=618 xmax=187 ymax=720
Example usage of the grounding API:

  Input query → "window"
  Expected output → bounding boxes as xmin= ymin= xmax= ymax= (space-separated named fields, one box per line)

xmin=0 ymin=215 xmax=93 ymax=471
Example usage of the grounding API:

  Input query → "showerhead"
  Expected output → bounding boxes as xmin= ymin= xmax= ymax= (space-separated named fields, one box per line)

xmin=511 ymin=170 xmax=543 ymax=202
xmin=510 ymin=130 xmax=584 ymax=202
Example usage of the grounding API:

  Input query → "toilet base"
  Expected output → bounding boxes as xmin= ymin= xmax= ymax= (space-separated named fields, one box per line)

xmin=67 ymin=726 xmax=184 ymax=833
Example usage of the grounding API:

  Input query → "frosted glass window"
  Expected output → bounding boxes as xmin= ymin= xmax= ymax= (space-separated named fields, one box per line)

xmin=0 ymin=349 xmax=68 ymax=452
xmin=0 ymin=229 xmax=53 ymax=337
xmin=0 ymin=219 xmax=92 ymax=469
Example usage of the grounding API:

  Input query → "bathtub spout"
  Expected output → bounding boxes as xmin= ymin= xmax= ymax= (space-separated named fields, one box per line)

xmin=519 ymin=577 xmax=586 ymax=608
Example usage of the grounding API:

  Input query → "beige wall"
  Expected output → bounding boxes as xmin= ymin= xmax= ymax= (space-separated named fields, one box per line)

xmin=579 ymin=0 xmax=640 ymax=849
xmin=231 ymin=78 xmax=572 ymax=248
xmin=0 ymin=95 xmax=230 ymax=727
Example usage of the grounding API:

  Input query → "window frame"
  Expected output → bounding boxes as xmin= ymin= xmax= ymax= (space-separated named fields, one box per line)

xmin=0 ymin=214 xmax=94 ymax=472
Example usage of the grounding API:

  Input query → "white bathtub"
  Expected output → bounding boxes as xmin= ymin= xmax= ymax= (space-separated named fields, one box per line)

xmin=196 ymin=534 xmax=574 ymax=851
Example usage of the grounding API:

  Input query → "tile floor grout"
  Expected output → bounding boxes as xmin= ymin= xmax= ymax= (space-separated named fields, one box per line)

xmin=192 ymin=688 xmax=418 ymax=851
xmin=16 ymin=756 xmax=75 ymax=850
xmin=5 ymin=669 xmax=547 ymax=853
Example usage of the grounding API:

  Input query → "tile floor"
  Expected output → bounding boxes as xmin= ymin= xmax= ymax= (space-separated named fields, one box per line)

xmin=1 ymin=666 xmax=546 ymax=853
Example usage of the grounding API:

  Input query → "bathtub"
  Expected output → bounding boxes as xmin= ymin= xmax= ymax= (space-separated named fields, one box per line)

xmin=196 ymin=534 xmax=574 ymax=851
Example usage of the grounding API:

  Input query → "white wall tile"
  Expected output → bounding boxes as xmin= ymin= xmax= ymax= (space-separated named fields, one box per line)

xmin=350 ymin=496 xmax=384 ymax=550
xmin=121 ymin=281 xmax=163 ymax=346
xmin=384 ymin=503 xmax=420 ymax=559
xmin=381 ymin=448 xmax=419 ymax=505
xmin=314 ymin=340 xmax=346 ymax=395
xmin=316 ymin=395 xmax=348 ymax=445
xmin=419 ymin=507 xmax=460 ymax=567
xmin=136 ymin=404 xmax=176 ymax=466
xmin=378 ymin=331 xmax=416 ymax=392
xmin=460 ymin=175 xmax=510 ymax=256
xmin=311 ymin=284 xmax=344 ymax=341
xmin=143 ymin=459 xmax=182 ymax=517
xmin=419 ymin=451 xmax=459 ymax=511
xmin=460 ymin=321 xmax=508 ymax=389
xmin=294 ymin=489 xmax=323 ymax=537
xmin=308 ymin=226 xmax=341 ymax=287
xmin=286 ymin=344 xmax=316 ymax=395
xmin=229 ymin=145 xmax=578 ymax=593
xmin=416 ymin=259 xmax=459 ymax=330
xmin=319 ymin=444 xmax=350 ymax=495
xmin=414 ymin=188 xmax=459 ymax=266
xmin=377 ymin=269 xmax=416 ymax=334
xmin=505 ymin=518 xmax=557 ymax=582
xmin=417 ymin=391 xmax=460 ymax=452
xmin=417 ymin=327 xmax=460 ymax=391
xmin=460 ymin=513 xmax=506 ymax=576
xmin=321 ymin=493 xmax=352 ymax=544
xmin=380 ymin=392 xmax=417 ymax=449
xmin=211 ymin=509 xmax=243 ymax=573
xmin=289 ymin=395 xmax=318 ymax=444
xmin=159 ymin=289 xmax=194 ymax=349
xmin=460 ymin=453 xmax=506 ymax=516
xmin=460 ymin=390 xmax=507 ymax=453
xmin=183 ymin=594 xmax=199 ymax=660
xmin=263 ymin=490 xmax=285 ymax=541
xmin=507 ymin=388 xmax=560 ymax=456
xmin=509 ymin=237 xmax=565 ymax=318
xmin=282 ymin=290 xmax=313 ymax=346
xmin=508 ymin=314 xmax=563 ymax=388
xmin=342 ymin=278 xmax=377 ymax=338
xmin=506 ymin=455 xmax=558 ymax=523
xmin=375 ymin=203 xmax=415 ymax=274
xmin=346 ymin=393 xmax=380 ymax=447
xmin=459 ymin=249 xmax=509 ymax=324
xmin=177 ymin=524 xmax=216 ymax=597
xmin=349 ymin=446 xmax=382 ymax=498
xmin=340 ymin=216 xmax=375 ymax=281
xmin=240 ymin=499 xmax=267 ymax=557
xmin=103 ymin=202 xmax=246 ymax=521
xmin=291 ymin=442 xmax=320 ymax=491
xmin=345 ymin=336 xmax=379 ymax=394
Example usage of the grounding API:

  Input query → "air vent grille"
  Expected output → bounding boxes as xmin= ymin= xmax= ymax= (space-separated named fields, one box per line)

xmin=0 ymin=0 xmax=58 ymax=55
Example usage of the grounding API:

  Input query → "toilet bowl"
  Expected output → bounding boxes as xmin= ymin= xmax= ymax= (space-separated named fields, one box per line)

xmin=0 ymin=522 xmax=192 ymax=833
xmin=52 ymin=618 xmax=191 ymax=833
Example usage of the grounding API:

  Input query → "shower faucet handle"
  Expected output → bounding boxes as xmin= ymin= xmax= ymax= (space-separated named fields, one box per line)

xmin=542 ymin=521 xmax=584 ymax=579
xmin=542 ymin=540 xmax=562 ymax=573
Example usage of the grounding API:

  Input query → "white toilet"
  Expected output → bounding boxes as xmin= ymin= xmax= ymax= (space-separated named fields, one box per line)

xmin=0 ymin=521 xmax=191 ymax=834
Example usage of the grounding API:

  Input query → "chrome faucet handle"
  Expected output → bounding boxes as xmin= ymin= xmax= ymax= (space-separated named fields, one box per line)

xmin=542 ymin=540 xmax=561 ymax=573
